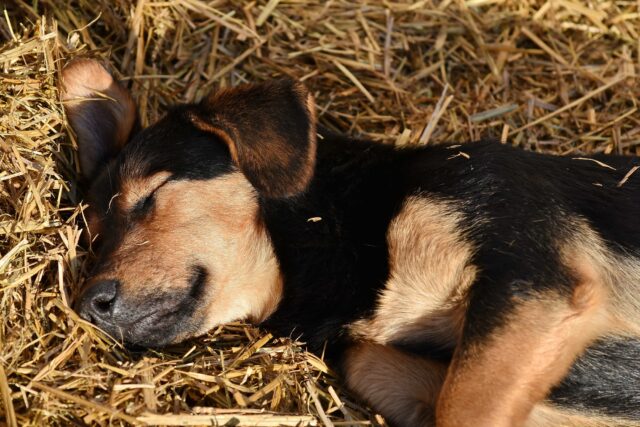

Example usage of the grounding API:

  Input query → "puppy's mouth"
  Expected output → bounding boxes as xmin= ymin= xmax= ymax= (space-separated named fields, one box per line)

xmin=97 ymin=265 xmax=209 ymax=348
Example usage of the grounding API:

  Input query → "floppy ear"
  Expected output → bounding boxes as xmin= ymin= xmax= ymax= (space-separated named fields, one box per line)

xmin=61 ymin=59 xmax=137 ymax=180
xmin=188 ymin=78 xmax=317 ymax=198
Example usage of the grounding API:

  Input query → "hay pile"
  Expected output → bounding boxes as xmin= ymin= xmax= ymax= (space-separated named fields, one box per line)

xmin=1 ymin=0 xmax=639 ymax=425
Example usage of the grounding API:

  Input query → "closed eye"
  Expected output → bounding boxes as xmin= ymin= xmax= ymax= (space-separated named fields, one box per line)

xmin=131 ymin=177 xmax=172 ymax=217
xmin=133 ymin=191 xmax=156 ymax=216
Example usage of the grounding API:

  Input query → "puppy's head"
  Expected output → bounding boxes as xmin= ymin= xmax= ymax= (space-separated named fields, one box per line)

xmin=62 ymin=59 xmax=316 ymax=347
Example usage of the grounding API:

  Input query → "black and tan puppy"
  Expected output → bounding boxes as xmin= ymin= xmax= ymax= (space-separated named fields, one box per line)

xmin=62 ymin=59 xmax=640 ymax=427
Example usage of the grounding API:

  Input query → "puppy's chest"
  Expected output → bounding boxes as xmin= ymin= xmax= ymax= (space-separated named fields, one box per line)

xmin=349 ymin=195 xmax=477 ymax=350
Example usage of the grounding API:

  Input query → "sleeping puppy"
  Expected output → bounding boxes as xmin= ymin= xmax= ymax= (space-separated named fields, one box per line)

xmin=62 ymin=59 xmax=640 ymax=427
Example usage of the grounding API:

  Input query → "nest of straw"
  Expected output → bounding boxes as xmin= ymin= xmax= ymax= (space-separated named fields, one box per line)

xmin=1 ymin=0 xmax=639 ymax=426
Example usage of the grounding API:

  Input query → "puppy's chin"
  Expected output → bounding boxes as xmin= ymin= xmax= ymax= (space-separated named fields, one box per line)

xmin=121 ymin=331 xmax=179 ymax=349
xmin=120 ymin=312 xmax=204 ymax=349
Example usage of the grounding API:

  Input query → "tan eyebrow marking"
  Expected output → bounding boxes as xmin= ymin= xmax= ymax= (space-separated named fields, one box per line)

xmin=119 ymin=171 xmax=172 ymax=212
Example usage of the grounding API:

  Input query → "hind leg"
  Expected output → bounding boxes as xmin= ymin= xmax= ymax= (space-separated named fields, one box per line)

xmin=436 ymin=275 xmax=608 ymax=427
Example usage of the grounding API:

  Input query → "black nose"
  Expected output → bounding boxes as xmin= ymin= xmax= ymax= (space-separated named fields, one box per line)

xmin=75 ymin=280 xmax=119 ymax=323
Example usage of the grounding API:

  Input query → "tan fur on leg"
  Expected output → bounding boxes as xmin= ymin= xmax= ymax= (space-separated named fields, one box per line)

xmin=344 ymin=342 xmax=447 ymax=427
xmin=437 ymin=270 xmax=610 ymax=427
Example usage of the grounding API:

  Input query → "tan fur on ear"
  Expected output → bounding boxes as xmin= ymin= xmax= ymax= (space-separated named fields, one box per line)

xmin=188 ymin=79 xmax=317 ymax=198
xmin=61 ymin=59 xmax=137 ymax=179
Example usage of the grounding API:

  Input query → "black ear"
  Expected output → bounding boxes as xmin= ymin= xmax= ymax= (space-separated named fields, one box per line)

xmin=188 ymin=78 xmax=317 ymax=198
xmin=61 ymin=59 xmax=137 ymax=180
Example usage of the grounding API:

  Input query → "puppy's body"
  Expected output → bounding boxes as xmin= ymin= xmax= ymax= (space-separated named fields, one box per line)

xmin=262 ymin=129 xmax=640 ymax=424
xmin=263 ymin=129 xmax=640 ymax=350
xmin=62 ymin=60 xmax=640 ymax=426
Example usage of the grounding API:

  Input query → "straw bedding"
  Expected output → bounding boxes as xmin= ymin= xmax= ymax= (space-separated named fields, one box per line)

xmin=1 ymin=0 xmax=639 ymax=425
